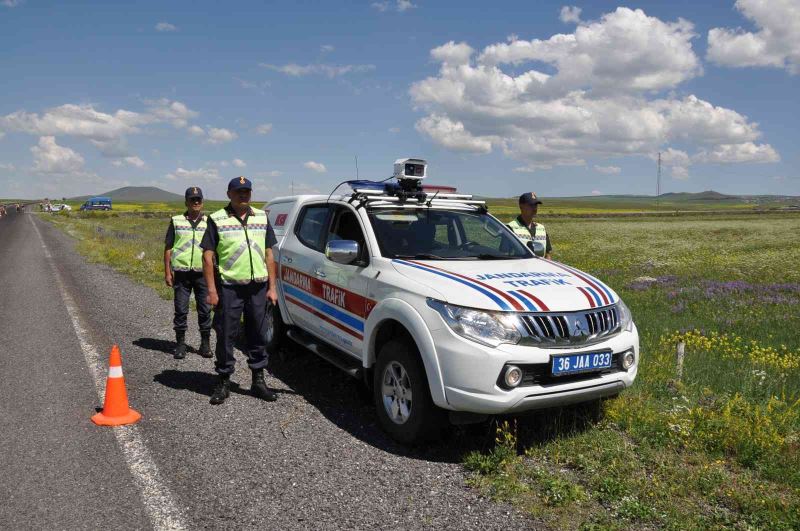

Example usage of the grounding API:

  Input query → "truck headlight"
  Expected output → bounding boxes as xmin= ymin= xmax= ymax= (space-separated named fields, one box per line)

xmin=617 ymin=300 xmax=634 ymax=332
xmin=427 ymin=299 xmax=521 ymax=347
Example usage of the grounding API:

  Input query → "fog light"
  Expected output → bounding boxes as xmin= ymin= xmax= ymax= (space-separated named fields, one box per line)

xmin=504 ymin=365 xmax=523 ymax=388
xmin=622 ymin=350 xmax=635 ymax=370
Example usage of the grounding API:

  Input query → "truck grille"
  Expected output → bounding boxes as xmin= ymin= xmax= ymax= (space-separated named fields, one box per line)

xmin=518 ymin=306 xmax=620 ymax=347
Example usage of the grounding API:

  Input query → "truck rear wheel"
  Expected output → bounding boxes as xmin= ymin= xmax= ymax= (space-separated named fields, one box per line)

xmin=265 ymin=301 xmax=287 ymax=354
xmin=373 ymin=340 xmax=445 ymax=444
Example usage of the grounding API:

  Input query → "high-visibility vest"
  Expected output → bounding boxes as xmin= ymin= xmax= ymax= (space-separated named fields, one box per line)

xmin=171 ymin=214 xmax=207 ymax=272
xmin=507 ymin=216 xmax=548 ymax=256
xmin=210 ymin=207 xmax=269 ymax=284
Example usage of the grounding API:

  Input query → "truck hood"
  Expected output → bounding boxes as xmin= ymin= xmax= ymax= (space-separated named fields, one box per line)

xmin=391 ymin=258 xmax=618 ymax=313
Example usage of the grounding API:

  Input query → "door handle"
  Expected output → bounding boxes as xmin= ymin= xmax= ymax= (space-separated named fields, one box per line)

xmin=314 ymin=269 xmax=326 ymax=278
xmin=283 ymin=256 xmax=293 ymax=263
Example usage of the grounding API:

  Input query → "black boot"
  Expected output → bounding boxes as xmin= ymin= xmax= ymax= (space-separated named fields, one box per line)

xmin=198 ymin=331 xmax=212 ymax=358
xmin=174 ymin=330 xmax=187 ymax=359
xmin=251 ymin=369 xmax=277 ymax=402
xmin=210 ymin=375 xmax=230 ymax=405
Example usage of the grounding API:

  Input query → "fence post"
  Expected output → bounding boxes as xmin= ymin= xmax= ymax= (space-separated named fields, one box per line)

xmin=676 ymin=341 xmax=686 ymax=382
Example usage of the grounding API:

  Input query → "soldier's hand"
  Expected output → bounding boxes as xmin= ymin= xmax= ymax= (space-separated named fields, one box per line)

xmin=207 ymin=290 xmax=219 ymax=307
xmin=164 ymin=273 xmax=173 ymax=287
xmin=267 ymin=287 xmax=278 ymax=306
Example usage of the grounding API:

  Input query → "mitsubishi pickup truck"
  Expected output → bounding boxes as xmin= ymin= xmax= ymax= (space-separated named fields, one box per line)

xmin=266 ymin=159 xmax=639 ymax=443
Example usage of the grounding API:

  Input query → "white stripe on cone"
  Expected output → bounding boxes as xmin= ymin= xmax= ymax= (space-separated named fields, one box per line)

xmin=108 ymin=366 xmax=123 ymax=378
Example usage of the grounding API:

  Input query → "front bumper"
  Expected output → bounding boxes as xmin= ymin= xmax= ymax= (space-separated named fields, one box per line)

xmin=431 ymin=323 xmax=639 ymax=415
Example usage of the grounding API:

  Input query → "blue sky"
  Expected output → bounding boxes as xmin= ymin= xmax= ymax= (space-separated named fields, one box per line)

xmin=1 ymin=0 xmax=798 ymax=200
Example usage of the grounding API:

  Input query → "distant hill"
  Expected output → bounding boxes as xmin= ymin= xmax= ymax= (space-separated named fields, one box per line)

xmin=658 ymin=190 xmax=736 ymax=201
xmin=71 ymin=186 xmax=184 ymax=203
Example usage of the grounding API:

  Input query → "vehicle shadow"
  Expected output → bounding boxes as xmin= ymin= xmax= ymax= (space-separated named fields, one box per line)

xmin=268 ymin=342 xmax=603 ymax=464
xmin=133 ymin=337 xmax=199 ymax=356
xmin=152 ymin=369 xmax=297 ymax=398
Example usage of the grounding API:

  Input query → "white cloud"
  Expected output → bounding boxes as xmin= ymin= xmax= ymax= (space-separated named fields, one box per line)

xmin=187 ymin=125 xmax=205 ymax=136
xmin=31 ymin=136 xmax=85 ymax=174
xmin=671 ymin=166 xmax=689 ymax=180
xmin=559 ymin=6 xmax=582 ymax=24
xmin=260 ymin=63 xmax=376 ymax=78
xmin=232 ymin=158 xmax=246 ymax=168
xmin=388 ymin=127 xmax=401 ymax=133
xmin=144 ymin=98 xmax=198 ymax=129
xmin=166 ymin=167 xmax=220 ymax=182
xmin=430 ymin=41 xmax=474 ymax=66
xmin=415 ymin=115 xmax=492 ymax=153
xmin=397 ymin=0 xmax=416 ymax=12
xmin=693 ymin=142 xmax=780 ymax=164
xmin=1 ymin=103 xmax=148 ymax=141
xmin=111 ymin=156 xmax=146 ymax=168
xmin=255 ymin=123 xmax=273 ymax=135
xmin=2 ymin=0 xmax=22 ymax=7
xmin=409 ymin=7 xmax=778 ymax=178
xmin=268 ymin=170 xmax=283 ymax=177
xmin=0 ymin=162 xmax=15 ymax=171
xmin=303 ymin=161 xmax=327 ymax=173
xmin=371 ymin=0 xmax=415 ymax=12
xmin=478 ymin=7 xmax=701 ymax=93
xmin=206 ymin=127 xmax=237 ymax=144
xmin=707 ymin=0 xmax=800 ymax=74
xmin=321 ymin=44 xmax=335 ymax=53
xmin=591 ymin=190 xmax=602 ymax=196
xmin=594 ymin=165 xmax=621 ymax=174
xmin=155 ymin=22 xmax=178 ymax=32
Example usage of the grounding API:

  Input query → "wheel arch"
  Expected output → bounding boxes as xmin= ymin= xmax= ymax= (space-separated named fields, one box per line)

xmin=364 ymin=298 xmax=449 ymax=408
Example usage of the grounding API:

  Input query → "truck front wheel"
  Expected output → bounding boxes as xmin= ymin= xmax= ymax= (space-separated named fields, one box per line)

xmin=373 ymin=340 xmax=445 ymax=444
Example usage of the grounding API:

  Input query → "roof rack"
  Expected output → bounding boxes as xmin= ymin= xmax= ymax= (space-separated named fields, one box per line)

xmin=347 ymin=180 xmax=487 ymax=211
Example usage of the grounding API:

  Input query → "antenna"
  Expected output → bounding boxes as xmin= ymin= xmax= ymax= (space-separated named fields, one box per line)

xmin=355 ymin=155 xmax=359 ymax=180
xmin=657 ymin=151 xmax=662 ymax=209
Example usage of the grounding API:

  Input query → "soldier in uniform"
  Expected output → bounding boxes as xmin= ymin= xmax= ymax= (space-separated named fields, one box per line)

xmin=164 ymin=187 xmax=213 ymax=359
xmin=507 ymin=192 xmax=552 ymax=259
xmin=201 ymin=176 xmax=278 ymax=405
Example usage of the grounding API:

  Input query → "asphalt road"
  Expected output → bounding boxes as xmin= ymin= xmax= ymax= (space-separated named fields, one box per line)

xmin=0 ymin=208 xmax=533 ymax=530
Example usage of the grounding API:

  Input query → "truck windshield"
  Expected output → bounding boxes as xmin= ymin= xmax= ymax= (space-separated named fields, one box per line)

xmin=367 ymin=208 xmax=532 ymax=260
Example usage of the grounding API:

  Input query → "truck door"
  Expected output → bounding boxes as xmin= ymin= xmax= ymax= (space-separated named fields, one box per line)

xmin=317 ymin=205 xmax=375 ymax=358
xmin=279 ymin=204 xmax=333 ymax=340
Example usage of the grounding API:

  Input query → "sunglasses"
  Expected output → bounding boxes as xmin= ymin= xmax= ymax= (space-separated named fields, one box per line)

xmin=188 ymin=197 xmax=203 ymax=203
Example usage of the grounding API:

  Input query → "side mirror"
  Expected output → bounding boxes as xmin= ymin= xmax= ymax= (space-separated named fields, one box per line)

xmin=527 ymin=240 xmax=546 ymax=257
xmin=326 ymin=240 xmax=359 ymax=264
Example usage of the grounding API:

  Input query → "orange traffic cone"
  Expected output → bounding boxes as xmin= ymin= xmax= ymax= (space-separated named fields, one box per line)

xmin=91 ymin=345 xmax=142 ymax=426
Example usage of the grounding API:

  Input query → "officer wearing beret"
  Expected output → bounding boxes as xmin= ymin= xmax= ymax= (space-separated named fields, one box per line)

xmin=507 ymin=192 xmax=552 ymax=259
xmin=164 ymin=187 xmax=212 ymax=359
xmin=201 ymin=176 xmax=278 ymax=404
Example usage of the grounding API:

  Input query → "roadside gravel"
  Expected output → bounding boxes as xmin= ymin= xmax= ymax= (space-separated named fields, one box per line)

xmin=36 ymin=215 xmax=536 ymax=530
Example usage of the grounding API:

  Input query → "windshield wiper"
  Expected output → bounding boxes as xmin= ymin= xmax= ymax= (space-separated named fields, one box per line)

xmin=394 ymin=254 xmax=447 ymax=260
xmin=473 ymin=253 xmax=515 ymax=260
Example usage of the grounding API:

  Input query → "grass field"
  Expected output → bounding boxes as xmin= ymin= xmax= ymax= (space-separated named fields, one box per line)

xmin=41 ymin=207 xmax=800 ymax=529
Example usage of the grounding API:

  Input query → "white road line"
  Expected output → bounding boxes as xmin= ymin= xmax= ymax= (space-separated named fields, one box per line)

xmin=30 ymin=216 xmax=188 ymax=531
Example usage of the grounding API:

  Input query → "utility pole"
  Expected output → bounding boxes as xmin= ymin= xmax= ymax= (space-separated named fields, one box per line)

xmin=657 ymin=151 xmax=662 ymax=209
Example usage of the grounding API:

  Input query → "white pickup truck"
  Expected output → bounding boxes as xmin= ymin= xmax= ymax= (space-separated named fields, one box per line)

xmin=266 ymin=159 xmax=639 ymax=443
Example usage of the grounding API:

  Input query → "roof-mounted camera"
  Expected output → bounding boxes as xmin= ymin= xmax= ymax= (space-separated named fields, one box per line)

xmin=391 ymin=158 xmax=427 ymax=197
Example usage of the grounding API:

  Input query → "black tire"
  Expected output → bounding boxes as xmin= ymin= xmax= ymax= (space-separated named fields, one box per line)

xmin=373 ymin=339 xmax=446 ymax=444
xmin=265 ymin=301 xmax=287 ymax=354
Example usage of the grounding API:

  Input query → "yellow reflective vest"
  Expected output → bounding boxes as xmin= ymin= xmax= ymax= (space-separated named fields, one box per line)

xmin=210 ymin=207 xmax=269 ymax=284
xmin=171 ymin=214 xmax=207 ymax=272
xmin=507 ymin=216 xmax=548 ymax=257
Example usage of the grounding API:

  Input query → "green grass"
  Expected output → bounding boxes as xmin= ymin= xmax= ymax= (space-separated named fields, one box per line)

xmin=464 ymin=213 xmax=800 ymax=530
xmin=40 ymin=205 xmax=800 ymax=529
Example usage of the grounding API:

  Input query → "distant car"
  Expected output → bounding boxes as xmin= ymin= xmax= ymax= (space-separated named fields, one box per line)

xmin=49 ymin=204 xmax=72 ymax=212
xmin=79 ymin=196 xmax=112 ymax=211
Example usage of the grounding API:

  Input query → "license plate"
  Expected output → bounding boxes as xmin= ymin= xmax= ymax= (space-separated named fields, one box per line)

xmin=551 ymin=351 xmax=612 ymax=376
